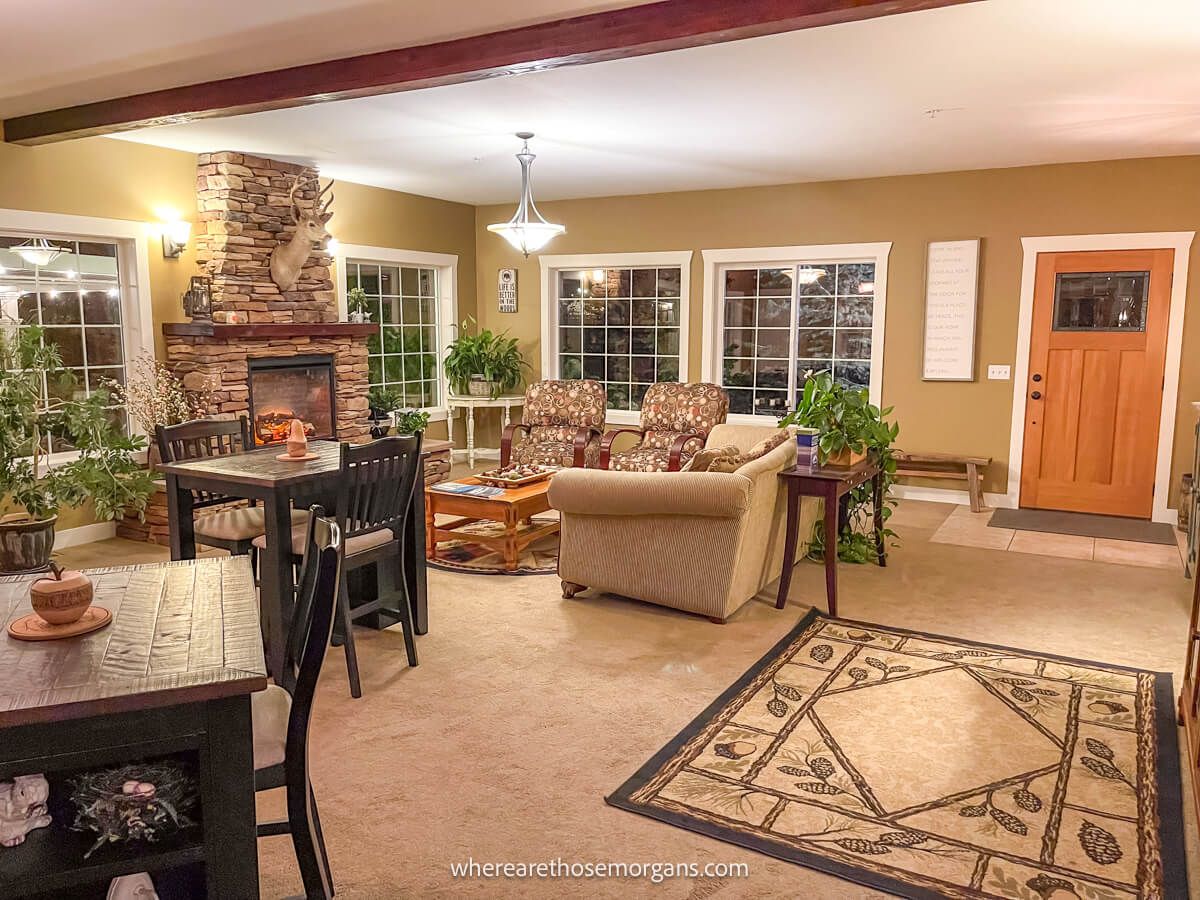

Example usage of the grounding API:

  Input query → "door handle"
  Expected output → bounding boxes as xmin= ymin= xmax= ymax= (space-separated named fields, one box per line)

xmin=1030 ymin=391 xmax=1042 ymax=400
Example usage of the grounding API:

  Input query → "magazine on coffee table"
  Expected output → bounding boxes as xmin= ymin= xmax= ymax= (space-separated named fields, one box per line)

xmin=429 ymin=481 xmax=506 ymax=497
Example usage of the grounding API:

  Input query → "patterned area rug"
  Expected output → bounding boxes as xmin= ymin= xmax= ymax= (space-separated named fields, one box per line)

xmin=427 ymin=518 xmax=558 ymax=576
xmin=608 ymin=611 xmax=1185 ymax=899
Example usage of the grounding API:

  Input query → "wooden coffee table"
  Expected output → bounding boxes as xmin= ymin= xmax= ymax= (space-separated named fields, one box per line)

xmin=425 ymin=477 xmax=558 ymax=571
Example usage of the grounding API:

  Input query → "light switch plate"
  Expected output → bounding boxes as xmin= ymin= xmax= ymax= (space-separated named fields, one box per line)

xmin=987 ymin=365 xmax=1011 ymax=380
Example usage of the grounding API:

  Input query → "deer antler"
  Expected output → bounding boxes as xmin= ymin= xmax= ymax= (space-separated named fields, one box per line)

xmin=316 ymin=178 xmax=335 ymax=223
xmin=285 ymin=175 xmax=303 ymax=224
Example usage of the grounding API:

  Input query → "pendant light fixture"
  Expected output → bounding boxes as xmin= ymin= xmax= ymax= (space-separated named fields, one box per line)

xmin=487 ymin=132 xmax=565 ymax=257
xmin=11 ymin=237 xmax=65 ymax=268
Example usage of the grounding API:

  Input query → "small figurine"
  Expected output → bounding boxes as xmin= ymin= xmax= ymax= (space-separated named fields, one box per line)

xmin=286 ymin=418 xmax=308 ymax=458
xmin=0 ymin=774 xmax=51 ymax=847
xmin=107 ymin=872 xmax=159 ymax=900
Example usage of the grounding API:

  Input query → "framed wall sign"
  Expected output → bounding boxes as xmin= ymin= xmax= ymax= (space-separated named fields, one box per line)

xmin=497 ymin=268 xmax=518 ymax=313
xmin=922 ymin=239 xmax=980 ymax=381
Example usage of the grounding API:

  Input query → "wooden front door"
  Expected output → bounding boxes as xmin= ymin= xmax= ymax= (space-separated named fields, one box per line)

xmin=1020 ymin=249 xmax=1173 ymax=518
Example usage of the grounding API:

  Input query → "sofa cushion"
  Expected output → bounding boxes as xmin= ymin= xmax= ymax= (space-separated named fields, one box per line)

xmin=707 ymin=429 xmax=791 ymax=473
xmin=512 ymin=436 xmax=600 ymax=468
xmin=195 ymin=506 xmax=307 ymax=542
xmin=522 ymin=380 xmax=606 ymax=430
xmin=681 ymin=445 xmax=740 ymax=473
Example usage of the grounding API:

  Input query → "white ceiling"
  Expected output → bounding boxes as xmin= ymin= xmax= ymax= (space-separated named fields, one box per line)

xmin=98 ymin=0 xmax=1200 ymax=203
xmin=0 ymin=0 xmax=646 ymax=119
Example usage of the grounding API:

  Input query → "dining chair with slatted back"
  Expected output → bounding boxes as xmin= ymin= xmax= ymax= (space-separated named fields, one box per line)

xmin=155 ymin=417 xmax=304 ymax=560
xmin=331 ymin=434 xmax=423 ymax=697
xmin=253 ymin=505 xmax=341 ymax=900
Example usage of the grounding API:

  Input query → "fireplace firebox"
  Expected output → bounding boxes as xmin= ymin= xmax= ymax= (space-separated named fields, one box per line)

xmin=246 ymin=355 xmax=337 ymax=445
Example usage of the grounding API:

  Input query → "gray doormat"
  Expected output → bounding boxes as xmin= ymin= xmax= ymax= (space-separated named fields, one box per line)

xmin=988 ymin=507 xmax=1177 ymax=544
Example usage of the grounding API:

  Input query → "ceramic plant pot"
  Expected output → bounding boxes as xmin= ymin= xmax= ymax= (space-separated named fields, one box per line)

xmin=30 ymin=568 xmax=94 ymax=625
xmin=467 ymin=376 xmax=498 ymax=397
xmin=0 ymin=515 xmax=57 ymax=574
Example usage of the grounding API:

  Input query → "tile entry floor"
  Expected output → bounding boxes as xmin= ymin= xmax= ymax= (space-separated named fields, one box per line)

xmin=930 ymin=505 xmax=1188 ymax=571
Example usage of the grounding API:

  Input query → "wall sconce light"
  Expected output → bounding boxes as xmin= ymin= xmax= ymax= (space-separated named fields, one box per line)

xmin=325 ymin=237 xmax=340 ymax=256
xmin=161 ymin=220 xmax=192 ymax=258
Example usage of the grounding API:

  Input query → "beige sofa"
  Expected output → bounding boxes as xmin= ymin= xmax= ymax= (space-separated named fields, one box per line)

xmin=548 ymin=423 xmax=820 ymax=622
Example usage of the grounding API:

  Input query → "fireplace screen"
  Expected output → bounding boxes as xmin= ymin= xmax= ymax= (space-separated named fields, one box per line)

xmin=247 ymin=355 xmax=336 ymax=445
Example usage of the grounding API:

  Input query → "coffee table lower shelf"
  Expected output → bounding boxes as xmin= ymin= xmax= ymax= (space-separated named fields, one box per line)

xmin=424 ymin=478 xmax=558 ymax=572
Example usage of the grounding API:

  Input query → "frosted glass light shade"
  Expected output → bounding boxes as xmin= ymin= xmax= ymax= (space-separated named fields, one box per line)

xmin=487 ymin=221 xmax=566 ymax=256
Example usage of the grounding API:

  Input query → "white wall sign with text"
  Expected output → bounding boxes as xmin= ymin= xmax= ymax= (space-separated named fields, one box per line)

xmin=497 ymin=268 xmax=518 ymax=313
xmin=922 ymin=239 xmax=980 ymax=381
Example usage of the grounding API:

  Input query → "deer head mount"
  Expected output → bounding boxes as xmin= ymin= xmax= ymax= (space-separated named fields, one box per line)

xmin=269 ymin=174 xmax=334 ymax=292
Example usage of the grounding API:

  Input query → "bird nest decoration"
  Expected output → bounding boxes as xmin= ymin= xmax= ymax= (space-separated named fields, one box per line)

xmin=69 ymin=763 xmax=198 ymax=858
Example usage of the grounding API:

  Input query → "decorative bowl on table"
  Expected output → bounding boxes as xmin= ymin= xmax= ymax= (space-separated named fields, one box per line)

xmin=476 ymin=464 xmax=556 ymax=487
xmin=30 ymin=564 xmax=94 ymax=625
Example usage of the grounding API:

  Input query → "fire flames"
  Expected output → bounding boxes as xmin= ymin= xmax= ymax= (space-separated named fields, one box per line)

xmin=255 ymin=412 xmax=316 ymax=445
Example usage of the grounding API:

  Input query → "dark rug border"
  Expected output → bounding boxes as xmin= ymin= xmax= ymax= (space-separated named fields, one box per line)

xmin=606 ymin=609 xmax=1188 ymax=900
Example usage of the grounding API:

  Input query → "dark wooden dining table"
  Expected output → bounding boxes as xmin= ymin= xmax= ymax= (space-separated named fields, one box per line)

xmin=0 ymin=557 xmax=265 ymax=899
xmin=157 ymin=440 xmax=429 ymax=680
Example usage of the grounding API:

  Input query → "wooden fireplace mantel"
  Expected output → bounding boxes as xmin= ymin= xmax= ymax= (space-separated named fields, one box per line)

xmin=162 ymin=321 xmax=377 ymax=339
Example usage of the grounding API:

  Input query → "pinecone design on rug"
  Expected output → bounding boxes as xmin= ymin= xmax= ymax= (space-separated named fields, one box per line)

xmin=767 ymin=680 xmax=803 ymax=717
xmin=1078 ymin=820 xmax=1122 ymax=865
xmin=958 ymin=783 xmax=1043 ymax=837
xmin=1024 ymin=873 xmax=1081 ymax=899
xmin=1079 ymin=738 xmax=1135 ymax=790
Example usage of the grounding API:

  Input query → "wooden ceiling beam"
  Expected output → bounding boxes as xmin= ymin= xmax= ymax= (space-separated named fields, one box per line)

xmin=3 ymin=0 xmax=979 ymax=145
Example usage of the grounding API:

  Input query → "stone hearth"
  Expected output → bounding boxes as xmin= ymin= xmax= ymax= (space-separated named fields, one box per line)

xmin=164 ymin=152 xmax=371 ymax=442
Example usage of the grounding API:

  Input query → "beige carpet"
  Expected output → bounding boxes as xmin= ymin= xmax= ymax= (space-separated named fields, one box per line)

xmin=59 ymin=500 xmax=1198 ymax=898
xmin=609 ymin=612 xmax=1185 ymax=899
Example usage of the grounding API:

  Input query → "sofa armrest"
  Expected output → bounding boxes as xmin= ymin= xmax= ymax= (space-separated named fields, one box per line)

xmin=548 ymin=469 xmax=751 ymax=517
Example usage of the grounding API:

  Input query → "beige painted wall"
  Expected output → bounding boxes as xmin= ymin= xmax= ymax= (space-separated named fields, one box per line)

xmin=0 ymin=136 xmax=478 ymax=527
xmin=474 ymin=155 xmax=1200 ymax=504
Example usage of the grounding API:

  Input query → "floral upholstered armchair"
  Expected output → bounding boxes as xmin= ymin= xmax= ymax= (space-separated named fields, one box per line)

xmin=501 ymin=379 xmax=606 ymax=469
xmin=599 ymin=382 xmax=729 ymax=472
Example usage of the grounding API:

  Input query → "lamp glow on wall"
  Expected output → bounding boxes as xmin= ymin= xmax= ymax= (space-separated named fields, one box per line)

xmin=161 ymin=219 xmax=192 ymax=258
xmin=486 ymin=132 xmax=565 ymax=257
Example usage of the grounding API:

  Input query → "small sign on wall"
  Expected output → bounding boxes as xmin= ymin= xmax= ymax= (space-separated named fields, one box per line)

xmin=497 ymin=268 xmax=518 ymax=313
xmin=922 ymin=239 xmax=981 ymax=381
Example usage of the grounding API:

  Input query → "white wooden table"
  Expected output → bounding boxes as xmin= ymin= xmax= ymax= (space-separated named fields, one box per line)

xmin=446 ymin=393 xmax=524 ymax=468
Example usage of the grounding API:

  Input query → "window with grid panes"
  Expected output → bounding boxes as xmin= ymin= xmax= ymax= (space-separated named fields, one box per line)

xmin=721 ymin=262 xmax=876 ymax=416
xmin=347 ymin=260 xmax=440 ymax=408
xmin=0 ymin=235 xmax=129 ymax=444
xmin=556 ymin=266 xmax=682 ymax=411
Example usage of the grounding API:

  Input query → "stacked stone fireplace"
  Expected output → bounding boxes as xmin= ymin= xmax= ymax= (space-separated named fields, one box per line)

xmin=163 ymin=151 xmax=372 ymax=443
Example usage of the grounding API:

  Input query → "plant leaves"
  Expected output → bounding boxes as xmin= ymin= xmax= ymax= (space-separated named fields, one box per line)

xmin=793 ymin=782 xmax=841 ymax=795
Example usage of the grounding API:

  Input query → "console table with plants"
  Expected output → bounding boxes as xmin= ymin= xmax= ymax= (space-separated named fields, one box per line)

xmin=443 ymin=317 xmax=530 ymax=467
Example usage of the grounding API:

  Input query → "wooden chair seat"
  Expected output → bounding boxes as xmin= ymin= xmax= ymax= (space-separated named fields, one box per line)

xmin=197 ymin=506 xmax=307 ymax=543
xmin=252 ymin=523 xmax=393 ymax=557
xmin=893 ymin=451 xmax=991 ymax=512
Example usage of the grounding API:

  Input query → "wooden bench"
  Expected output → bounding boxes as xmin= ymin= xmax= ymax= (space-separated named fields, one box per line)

xmin=893 ymin=451 xmax=991 ymax=512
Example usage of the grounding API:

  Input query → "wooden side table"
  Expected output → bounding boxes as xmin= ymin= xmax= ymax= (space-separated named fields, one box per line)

xmin=446 ymin=394 xmax=524 ymax=468
xmin=776 ymin=457 xmax=886 ymax=617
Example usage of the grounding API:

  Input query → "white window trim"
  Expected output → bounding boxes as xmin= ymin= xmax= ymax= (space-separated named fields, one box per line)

xmin=332 ymin=243 xmax=458 ymax=421
xmin=0 ymin=207 xmax=156 ymax=464
xmin=700 ymin=242 xmax=892 ymax=425
xmin=1009 ymin=232 xmax=1194 ymax=525
xmin=538 ymin=250 xmax=693 ymax=425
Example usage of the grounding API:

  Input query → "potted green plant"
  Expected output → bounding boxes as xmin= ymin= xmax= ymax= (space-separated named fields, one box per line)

xmin=443 ymin=317 xmax=529 ymax=398
xmin=780 ymin=371 xmax=900 ymax=563
xmin=393 ymin=409 xmax=430 ymax=435
xmin=0 ymin=325 xmax=155 ymax=573
xmin=346 ymin=286 xmax=372 ymax=324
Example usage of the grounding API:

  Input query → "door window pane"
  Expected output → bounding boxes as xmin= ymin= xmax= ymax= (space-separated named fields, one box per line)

xmin=554 ymin=265 xmax=683 ymax=411
xmin=1053 ymin=271 xmax=1148 ymax=331
xmin=347 ymin=258 xmax=441 ymax=405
